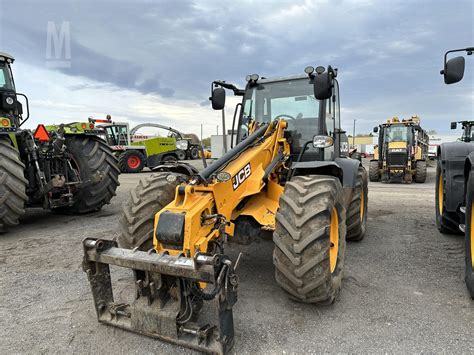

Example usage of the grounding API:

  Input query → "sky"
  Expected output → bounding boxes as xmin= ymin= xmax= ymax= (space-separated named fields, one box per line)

xmin=0 ymin=0 xmax=472 ymax=139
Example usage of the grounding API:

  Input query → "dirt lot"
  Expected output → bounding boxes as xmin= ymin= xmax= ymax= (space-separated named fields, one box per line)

xmin=1 ymin=159 xmax=472 ymax=353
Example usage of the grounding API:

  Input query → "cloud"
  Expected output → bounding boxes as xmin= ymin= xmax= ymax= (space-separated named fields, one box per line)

xmin=0 ymin=0 xmax=472 ymax=137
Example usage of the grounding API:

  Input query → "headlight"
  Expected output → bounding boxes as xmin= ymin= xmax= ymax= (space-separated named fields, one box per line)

xmin=5 ymin=97 xmax=14 ymax=105
xmin=312 ymin=135 xmax=334 ymax=148
xmin=176 ymin=139 xmax=189 ymax=150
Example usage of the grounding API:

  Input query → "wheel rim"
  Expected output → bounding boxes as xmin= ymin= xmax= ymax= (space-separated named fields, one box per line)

xmin=329 ymin=207 xmax=339 ymax=273
xmin=360 ymin=189 xmax=365 ymax=221
xmin=127 ymin=155 xmax=140 ymax=169
xmin=438 ymin=170 xmax=443 ymax=215
xmin=471 ymin=202 xmax=474 ymax=267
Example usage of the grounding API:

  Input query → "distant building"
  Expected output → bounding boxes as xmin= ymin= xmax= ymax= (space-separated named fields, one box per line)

xmin=348 ymin=135 xmax=376 ymax=155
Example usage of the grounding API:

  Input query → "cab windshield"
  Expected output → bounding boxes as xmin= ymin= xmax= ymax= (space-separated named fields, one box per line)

xmin=0 ymin=63 xmax=15 ymax=91
xmin=239 ymin=77 xmax=321 ymax=147
xmin=385 ymin=125 xmax=408 ymax=142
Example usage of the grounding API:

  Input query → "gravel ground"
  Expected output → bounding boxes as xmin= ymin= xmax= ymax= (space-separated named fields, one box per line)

xmin=0 ymin=159 xmax=472 ymax=353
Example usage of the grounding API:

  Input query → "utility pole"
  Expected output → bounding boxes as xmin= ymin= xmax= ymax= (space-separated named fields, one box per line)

xmin=200 ymin=124 xmax=203 ymax=142
xmin=352 ymin=119 xmax=356 ymax=148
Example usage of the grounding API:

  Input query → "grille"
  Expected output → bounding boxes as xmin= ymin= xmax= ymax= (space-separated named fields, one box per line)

xmin=387 ymin=152 xmax=407 ymax=166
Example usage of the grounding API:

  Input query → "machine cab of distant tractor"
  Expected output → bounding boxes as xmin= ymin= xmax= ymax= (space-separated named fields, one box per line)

xmin=91 ymin=115 xmax=131 ymax=146
xmin=451 ymin=120 xmax=474 ymax=142
xmin=0 ymin=52 xmax=29 ymax=129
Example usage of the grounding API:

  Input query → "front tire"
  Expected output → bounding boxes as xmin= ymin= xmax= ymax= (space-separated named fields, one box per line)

xmin=369 ymin=160 xmax=380 ymax=182
xmin=273 ymin=175 xmax=346 ymax=304
xmin=435 ymin=159 xmax=461 ymax=234
xmin=176 ymin=150 xmax=187 ymax=161
xmin=414 ymin=160 xmax=427 ymax=183
xmin=118 ymin=150 xmax=146 ymax=173
xmin=346 ymin=167 xmax=368 ymax=241
xmin=464 ymin=167 xmax=474 ymax=298
xmin=55 ymin=135 xmax=120 ymax=214
xmin=0 ymin=136 xmax=27 ymax=232
xmin=118 ymin=172 xmax=185 ymax=251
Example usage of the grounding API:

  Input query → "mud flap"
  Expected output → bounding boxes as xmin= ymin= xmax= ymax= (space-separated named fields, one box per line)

xmin=82 ymin=238 xmax=238 ymax=354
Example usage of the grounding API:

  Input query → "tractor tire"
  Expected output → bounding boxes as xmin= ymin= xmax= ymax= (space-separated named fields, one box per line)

xmin=162 ymin=154 xmax=178 ymax=163
xmin=118 ymin=149 xmax=146 ymax=173
xmin=346 ymin=167 xmax=368 ymax=242
xmin=369 ymin=160 xmax=380 ymax=182
xmin=435 ymin=159 xmax=461 ymax=234
xmin=464 ymin=167 xmax=474 ymax=299
xmin=0 ymin=136 xmax=27 ymax=232
xmin=190 ymin=146 xmax=200 ymax=160
xmin=273 ymin=175 xmax=346 ymax=304
xmin=176 ymin=149 xmax=187 ymax=161
xmin=54 ymin=135 xmax=120 ymax=214
xmin=118 ymin=172 xmax=186 ymax=251
xmin=414 ymin=160 xmax=427 ymax=183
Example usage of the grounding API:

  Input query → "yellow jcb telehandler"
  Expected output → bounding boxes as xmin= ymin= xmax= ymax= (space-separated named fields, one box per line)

xmin=82 ymin=65 xmax=368 ymax=353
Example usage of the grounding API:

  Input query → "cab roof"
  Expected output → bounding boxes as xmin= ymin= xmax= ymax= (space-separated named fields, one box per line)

xmin=0 ymin=52 xmax=14 ymax=63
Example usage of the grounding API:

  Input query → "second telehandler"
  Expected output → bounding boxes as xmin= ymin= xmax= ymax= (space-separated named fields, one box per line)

xmin=82 ymin=65 xmax=368 ymax=353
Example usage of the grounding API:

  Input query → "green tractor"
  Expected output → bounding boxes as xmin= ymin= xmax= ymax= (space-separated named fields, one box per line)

xmin=0 ymin=52 xmax=120 ymax=232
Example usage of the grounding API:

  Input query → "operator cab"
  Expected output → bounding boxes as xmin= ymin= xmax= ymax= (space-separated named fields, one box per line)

xmin=0 ymin=52 xmax=28 ymax=126
xmin=211 ymin=67 xmax=341 ymax=163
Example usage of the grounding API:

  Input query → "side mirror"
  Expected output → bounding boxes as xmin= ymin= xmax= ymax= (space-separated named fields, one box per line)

xmin=210 ymin=87 xmax=226 ymax=110
xmin=451 ymin=122 xmax=457 ymax=129
xmin=443 ymin=56 xmax=465 ymax=84
xmin=313 ymin=72 xmax=332 ymax=100
xmin=373 ymin=126 xmax=379 ymax=133
xmin=176 ymin=139 xmax=189 ymax=150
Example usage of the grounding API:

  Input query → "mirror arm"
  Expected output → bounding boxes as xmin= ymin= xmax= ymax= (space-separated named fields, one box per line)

xmin=213 ymin=80 xmax=244 ymax=96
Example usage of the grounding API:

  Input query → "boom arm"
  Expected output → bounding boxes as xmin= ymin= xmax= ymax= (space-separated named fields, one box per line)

xmin=129 ymin=123 xmax=185 ymax=139
xmin=153 ymin=119 xmax=290 ymax=256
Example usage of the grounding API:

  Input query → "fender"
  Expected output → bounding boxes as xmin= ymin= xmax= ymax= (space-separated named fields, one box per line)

xmin=438 ymin=142 xmax=474 ymax=212
xmin=151 ymin=162 xmax=199 ymax=177
xmin=290 ymin=157 xmax=361 ymax=188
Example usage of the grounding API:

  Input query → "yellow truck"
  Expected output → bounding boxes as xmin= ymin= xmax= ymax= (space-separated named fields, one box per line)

xmin=370 ymin=116 xmax=429 ymax=183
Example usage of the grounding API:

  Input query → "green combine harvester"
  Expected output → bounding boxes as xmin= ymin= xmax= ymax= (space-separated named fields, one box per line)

xmin=92 ymin=116 xmax=202 ymax=173
xmin=0 ymin=52 xmax=120 ymax=232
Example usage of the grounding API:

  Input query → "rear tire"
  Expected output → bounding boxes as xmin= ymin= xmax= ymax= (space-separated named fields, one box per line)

xmin=346 ymin=167 xmax=368 ymax=241
xmin=176 ymin=150 xmax=187 ymax=161
xmin=118 ymin=150 xmax=146 ymax=173
xmin=273 ymin=175 xmax=346 ymax=304
xmin=435 ymin=159 xmax=461 ymax=234
xmin=414 ymin=160 xmax=427 ymax=183
xmin=0 ymin=136 xmax=27 ymax=232
xmin=54 ymin=135 xmax=120 ymax=214
xmin=464 ymin=167 xmax=474 ymax=299
xmin=190 ymin=146 xmax=199 ymax=160
xmin=369 ymin=160 xmax=380 ymax=182
xmin=118 ymin=172 xmax=186 ymax=251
